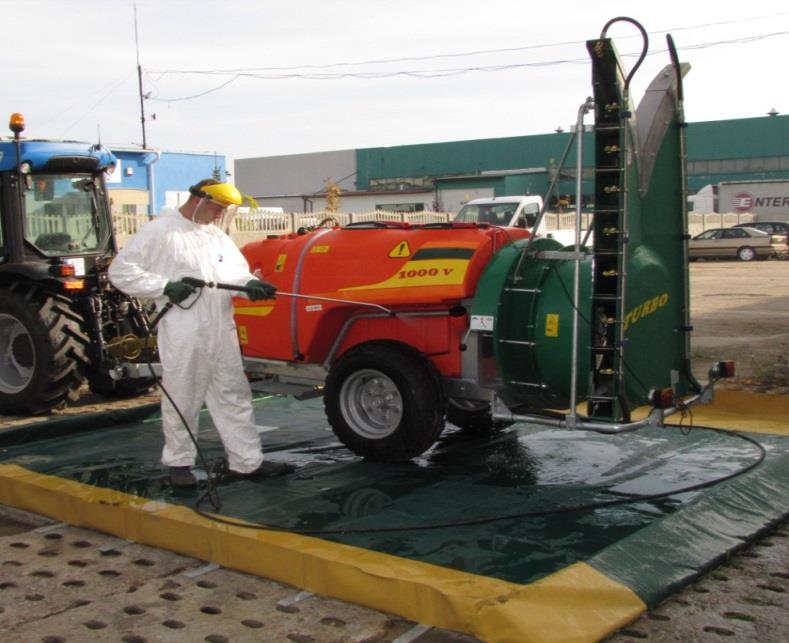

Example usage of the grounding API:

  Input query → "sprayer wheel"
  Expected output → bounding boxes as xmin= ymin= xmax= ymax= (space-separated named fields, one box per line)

xmin=446 ymin=398 xmax=512 ymax=435
xmin=325 ymin=342 xmax=445 ymax=461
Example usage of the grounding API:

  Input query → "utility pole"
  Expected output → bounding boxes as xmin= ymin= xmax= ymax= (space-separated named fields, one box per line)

xmin=133 ymin=3 xmax=158 ymax=216
xmin=134 ymin=3 xmax=147 ymax=149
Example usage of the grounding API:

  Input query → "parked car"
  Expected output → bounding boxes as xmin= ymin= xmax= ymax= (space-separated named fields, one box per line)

xmin=733 ymin=220 xmax=789 ymax=235
xmin=733 ymin=221 xmax=789 ymax=259
xmin=688 ymin=226 xmax=786 ymax=261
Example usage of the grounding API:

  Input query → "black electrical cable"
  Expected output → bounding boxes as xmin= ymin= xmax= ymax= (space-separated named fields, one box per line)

xmin=191 ymin=426 xmax=766 ymax=536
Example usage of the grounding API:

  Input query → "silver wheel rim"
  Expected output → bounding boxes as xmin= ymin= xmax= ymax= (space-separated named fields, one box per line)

xmin=339 ymin=368 xmax=403 ymax=439
xmin=740 ymin=247 xmax=755 ymax=261
xmin=0 ymin=313 xmax=35 ymax=393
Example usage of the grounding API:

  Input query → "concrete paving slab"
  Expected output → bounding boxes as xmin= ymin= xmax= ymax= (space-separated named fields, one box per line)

xmin=0 ymin=512 xmax=478 ymax=642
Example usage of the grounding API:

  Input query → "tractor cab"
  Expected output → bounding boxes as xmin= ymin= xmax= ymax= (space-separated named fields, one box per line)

xmin=0 ymin=113 xmax=155 ymax=415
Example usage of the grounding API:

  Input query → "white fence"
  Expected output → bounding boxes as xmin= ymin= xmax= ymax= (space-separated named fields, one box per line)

xmin=108 ymin=209 xmax=760 ymax=250
xmin=223 ymin=209 xmax=453 ymax=247
xmin=687 ymin=212 xmax=755 ymax=237
xmin=543 ymin=212 xmax=594 ymax=232
xmin=113 ymin=212 xmax=150 ymax=247
xmin=26 ymin=210 xmax=149 ymax=250
xmin=27 ymin=211 xmax=94 ymax=240
xmin=543 ymin=212 xmax=757 ymax=238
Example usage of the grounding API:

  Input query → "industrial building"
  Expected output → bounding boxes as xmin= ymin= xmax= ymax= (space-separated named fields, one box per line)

xmin=105 ymin=148 xmax=227 ymax=217
xmin=235 ymin=113 xmax=789 ymax=215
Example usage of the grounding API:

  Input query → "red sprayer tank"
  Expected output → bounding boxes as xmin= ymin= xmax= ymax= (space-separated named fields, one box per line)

xmin=221 ymin=19 xmax=730 ymax=464
xmin=235 ymin=222 xmax=530 ymax=376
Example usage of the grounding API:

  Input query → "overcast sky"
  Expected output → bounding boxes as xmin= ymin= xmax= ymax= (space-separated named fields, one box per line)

xmin=3 ymin=1 xmax=788 ymax=170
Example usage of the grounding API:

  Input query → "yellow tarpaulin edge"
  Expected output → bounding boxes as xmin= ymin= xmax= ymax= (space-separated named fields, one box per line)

xmin=685 ymin=389 xmax=789 ymax=435
xmin=0 ymin=463 xmax=644 ymax=643
xmin=622 ymin=389 xmax=789 ymax=435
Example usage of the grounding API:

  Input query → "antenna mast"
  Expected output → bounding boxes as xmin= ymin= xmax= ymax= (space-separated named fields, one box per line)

xmin=134 ymin=3 xmax=147 ymax=149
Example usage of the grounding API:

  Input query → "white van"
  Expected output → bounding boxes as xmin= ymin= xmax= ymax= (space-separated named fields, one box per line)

xmin=454 ymin=195 xmax=594 ymax=246
xmin=454 ymin=196 xmax=545 ymax=234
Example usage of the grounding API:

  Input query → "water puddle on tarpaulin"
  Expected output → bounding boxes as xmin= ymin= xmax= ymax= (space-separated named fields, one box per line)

xmin=0 ymin=395 xmax=778 ymax=585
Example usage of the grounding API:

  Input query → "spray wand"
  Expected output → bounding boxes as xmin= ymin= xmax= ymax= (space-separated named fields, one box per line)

xmin=180 ymin=276 xmax=393 ymax=314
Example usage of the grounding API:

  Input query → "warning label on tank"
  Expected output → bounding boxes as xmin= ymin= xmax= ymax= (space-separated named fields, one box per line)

xmin=275 ymin=254 xmax=287 ymax=272
xmin=470 ymin=315 xmax=494 ymax=331
xmin=545 ymin=313 xmax=559 ymax=337
xmin=389 ymin=241 xmax=411 ymax=258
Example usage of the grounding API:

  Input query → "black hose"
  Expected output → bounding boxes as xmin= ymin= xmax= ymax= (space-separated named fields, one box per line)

xmin=600 ymin=16 xmax=649 ymax=92
xmin=193 ymin=426 xmax=766 ymax=536
xmin=144 ymin=289 xmax=223 ymax=511
xmin=148 ymin=282 xmax=764 ymax=537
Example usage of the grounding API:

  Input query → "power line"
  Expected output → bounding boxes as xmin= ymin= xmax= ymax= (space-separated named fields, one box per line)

xmin=148 ymin=10 xmax=789 ymax=75
xmin=148 ymin=30 xmax=789 ymax=102
xmin=58 ymin=75 xmax=132 ymax=137
xmin=37 ymin=73 xmax=132 ymax=130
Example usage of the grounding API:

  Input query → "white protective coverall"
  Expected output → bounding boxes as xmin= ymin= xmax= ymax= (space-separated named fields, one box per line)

xmin=108 ymin=208 xmax=265 ymax=473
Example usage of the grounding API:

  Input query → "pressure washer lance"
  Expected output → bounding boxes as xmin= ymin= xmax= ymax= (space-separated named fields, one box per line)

xmin=180 ymin=276 xmax=394 ymax=314
xmin=142 ymin=276 xmax=392 ymax=508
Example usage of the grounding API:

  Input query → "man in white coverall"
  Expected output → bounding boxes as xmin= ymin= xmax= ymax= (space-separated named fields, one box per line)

xmin=109 ymin=178 xmax=294 ymax=487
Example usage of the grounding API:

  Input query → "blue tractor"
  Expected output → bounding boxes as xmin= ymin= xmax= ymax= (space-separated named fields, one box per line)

xmin=0 ymin=113 xmax=155 ymax=414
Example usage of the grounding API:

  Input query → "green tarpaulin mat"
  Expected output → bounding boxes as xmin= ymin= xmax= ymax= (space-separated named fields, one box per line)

xmin=1 ymin=395 xmax=787 ymax=588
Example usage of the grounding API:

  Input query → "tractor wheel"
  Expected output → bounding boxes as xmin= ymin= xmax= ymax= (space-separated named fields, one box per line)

xmin=0 ymin=287 xmax=86 ymax=415
xmin=324 ymin=342 xmax=445 ymax=461
xmin=446 ymin=398 xmax=512 ymax=435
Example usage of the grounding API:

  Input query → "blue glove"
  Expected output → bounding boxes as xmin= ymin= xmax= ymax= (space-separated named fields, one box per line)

xmin=163 ymin=280 xmax=196 ymax=304
xmin=245 ymin=279 xmax=277 ymax=301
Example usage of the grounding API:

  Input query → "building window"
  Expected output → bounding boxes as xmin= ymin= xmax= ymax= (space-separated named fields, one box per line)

xmin=689 ymin=156 xmax=789 ymax=175
xmin=376 ymin=203 xmax=425 ymax=213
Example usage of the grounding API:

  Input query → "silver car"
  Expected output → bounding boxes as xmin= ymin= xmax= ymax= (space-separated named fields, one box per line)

xmin=688 ymin=226 xmax=785 ymax=261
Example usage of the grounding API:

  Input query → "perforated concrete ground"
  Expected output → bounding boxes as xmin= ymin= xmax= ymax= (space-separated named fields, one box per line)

xmin=0 ymin=506 xmax=476 ymax=643
xmin=605 ymin=518 xmax=788 ymax=642
xmin=1 ymin=504 xmax=786 ymax=642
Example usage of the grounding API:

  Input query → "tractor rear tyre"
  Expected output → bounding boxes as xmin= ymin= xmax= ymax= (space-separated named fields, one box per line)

xmin=324 ymin=342 xmax=445 ymax=461
xmin=0 ymin=287 xmax=85 ymax=415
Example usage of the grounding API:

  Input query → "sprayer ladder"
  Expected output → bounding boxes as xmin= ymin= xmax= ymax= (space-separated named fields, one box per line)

xmin=587 ymin=39 xmax=630 ymax=421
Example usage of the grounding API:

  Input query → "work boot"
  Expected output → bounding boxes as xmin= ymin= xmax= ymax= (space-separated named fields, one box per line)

xmin=169 ymin=466 xmax=198 ymax=487
xmin=229 ymin=460 xmax=295 ymax=479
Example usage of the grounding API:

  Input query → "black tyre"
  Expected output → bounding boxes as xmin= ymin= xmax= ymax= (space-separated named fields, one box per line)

xmin=446 ymin=398 xmax=512 ymax=435
xmin=324 ymin=342 xmax=445 ymax=461
xmin=0 ymin=286 xmax=86 ymax=415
